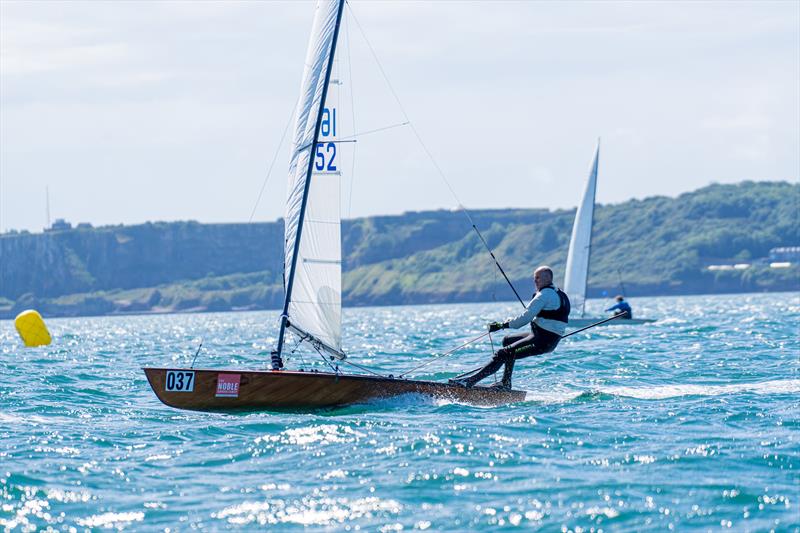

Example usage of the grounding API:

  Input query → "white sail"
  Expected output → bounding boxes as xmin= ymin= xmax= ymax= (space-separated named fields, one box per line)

xmin=284 ymin=0 xmax=344 ymax=356
xmin=564 ymin=140 xmax=600 ymax=317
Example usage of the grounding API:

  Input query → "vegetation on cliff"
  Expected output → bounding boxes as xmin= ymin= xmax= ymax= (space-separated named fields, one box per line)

xmin=0 ymin=181 xmax=797 ymax=318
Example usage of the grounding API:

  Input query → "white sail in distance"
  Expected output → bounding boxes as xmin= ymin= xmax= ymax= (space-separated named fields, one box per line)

xmin=284 ymin=0 xmax=345 ymax=357
xmin=564 ymin=140 xmax=600 ymax=317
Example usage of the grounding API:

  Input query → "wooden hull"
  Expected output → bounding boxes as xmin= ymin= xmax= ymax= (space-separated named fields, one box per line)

xmin=568 ymin=317 xmax=655 ymax=328
xmin=142 ymin=367 xmax=526 ymax=411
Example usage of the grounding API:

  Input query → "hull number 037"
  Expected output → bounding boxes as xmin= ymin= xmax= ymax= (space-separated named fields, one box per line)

xmin=165 ymin=371 xmax=195 ymax=392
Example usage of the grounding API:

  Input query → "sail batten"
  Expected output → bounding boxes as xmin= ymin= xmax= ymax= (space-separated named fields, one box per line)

xmin=279 ymin=0 xmax=346 ymax=361
xmin=564 ymin=140 xmax=600 ymax=317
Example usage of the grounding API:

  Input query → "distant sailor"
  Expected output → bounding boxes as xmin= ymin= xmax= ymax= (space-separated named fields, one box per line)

xmin=606 ymin=295 xmax=632 ymax=319
xmin=451 ymin=266 xmax=570 ymax=390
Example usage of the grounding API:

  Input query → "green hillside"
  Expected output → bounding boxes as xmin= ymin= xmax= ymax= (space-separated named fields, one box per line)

xmin=0 ymin=181 xmax=797 ymax=318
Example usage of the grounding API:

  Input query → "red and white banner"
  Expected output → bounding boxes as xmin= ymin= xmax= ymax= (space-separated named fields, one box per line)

xmin=215 ymin=374 xmax=241 ymax=398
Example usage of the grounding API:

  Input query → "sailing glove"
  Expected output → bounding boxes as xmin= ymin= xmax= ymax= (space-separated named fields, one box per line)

xmin=488 ymin=321 xmax=509 ymax=333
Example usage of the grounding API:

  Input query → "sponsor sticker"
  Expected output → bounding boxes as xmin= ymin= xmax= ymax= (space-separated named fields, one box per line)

xmin=216 ymin=373 xmax=241 ymax=398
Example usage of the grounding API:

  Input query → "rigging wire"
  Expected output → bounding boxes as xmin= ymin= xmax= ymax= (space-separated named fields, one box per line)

xmin=311 ymin=344 xmax=339 ymax=375
xmin=289 ymin=336 xmax=308 ymax=368
xmin=314 ymin=346 xmax=340 ymax=374
xmin=403 ymin=315 xmax=625 ymax=380
xmin=339 ymin=357 xmax=387 ymax=378
xmin=309 ymin=340 xmax=385 ymax=377
xmin=559 ymin=312 xmax=624 ymax=339
xmin=398 ymin=331 xmax=490 ymax=378
xmin=488 ymin=332 xmax=498 ymax=385
xmin=248 ymin=100 xmax=297 ymax=223
xmin=292 ymin=331 xmax=385 ymax=377
xmin=345 ymin=11 xmax=358 ymax=219
xmin=337 ymin=121 xmax=410 ymax=142
xmin=190 ymin=339 xmax=204 ymax=368
xmin=347 ymin=3 xmax=525 ymax=308
xmin=617 ymin=268 xmax=627 ymax=297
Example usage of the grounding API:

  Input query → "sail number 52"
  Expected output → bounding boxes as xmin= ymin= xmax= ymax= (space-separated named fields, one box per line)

xmin=315 ymin=142 xmax=337 ymax=172
xmin=165 ymin=371 xmax=195 ymax=392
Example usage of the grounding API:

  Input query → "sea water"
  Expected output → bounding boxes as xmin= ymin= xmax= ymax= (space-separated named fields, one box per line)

xmin=1 ymin=293 xmax=798 ymax=531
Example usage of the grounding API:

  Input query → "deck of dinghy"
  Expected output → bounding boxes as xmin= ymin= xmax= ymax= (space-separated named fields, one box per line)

xmin=143 ymin=368 xmax=525 ymax=411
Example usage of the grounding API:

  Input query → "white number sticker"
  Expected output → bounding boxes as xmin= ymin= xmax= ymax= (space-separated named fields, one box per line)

xmin=165 ymin=371 xmax=195 ymax=392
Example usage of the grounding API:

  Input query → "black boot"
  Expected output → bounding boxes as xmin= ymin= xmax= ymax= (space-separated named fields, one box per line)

xmin=500 ymin=358 xmax=514 ymax=388
xmin=451 ymin=349 xmax=510 ymax=388
xmin=487 ymin=359 xmax=514 ymax=391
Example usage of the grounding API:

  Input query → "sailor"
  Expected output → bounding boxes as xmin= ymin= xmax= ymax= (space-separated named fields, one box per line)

xmin=606 ymin=295 xmax=632 ymax=319
xmin=451 ymin=265 xmax=570 ymax=390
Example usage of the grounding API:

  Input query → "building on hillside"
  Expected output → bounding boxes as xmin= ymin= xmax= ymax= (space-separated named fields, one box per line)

xmin=769 ymin=247 xmax=800 ymax=263
xmin=708 ymin=246 xmax=800 ymax=271
xmin=707 ymin=264 xmax=751 ymax=271
xmin=46 ymin=219 xmax=72 ymax=232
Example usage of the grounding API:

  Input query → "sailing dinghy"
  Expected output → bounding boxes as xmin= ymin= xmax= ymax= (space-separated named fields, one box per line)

xmin=563 ymin=141 xmax=655 ymax=328
xmin=143 ymin=0 xmax=525 ymax=411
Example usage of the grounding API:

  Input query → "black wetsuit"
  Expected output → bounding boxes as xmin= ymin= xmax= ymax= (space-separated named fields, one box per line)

xmin=464 ymin=286 xmax=570 ymax=388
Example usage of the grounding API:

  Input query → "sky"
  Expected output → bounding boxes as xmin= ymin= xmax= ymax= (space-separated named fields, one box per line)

xmin=1 ymin=0 xmax=798 ymax=233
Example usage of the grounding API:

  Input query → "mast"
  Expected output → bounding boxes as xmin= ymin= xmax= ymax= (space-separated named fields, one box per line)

xmin=274 ymin=0 xmax=346 ymax=369
xmin=45 ymin=186 xmax=51 ymax=229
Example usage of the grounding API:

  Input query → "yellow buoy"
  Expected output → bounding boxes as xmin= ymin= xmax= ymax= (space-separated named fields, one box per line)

xmin=14 ymin=309 xmax=52 ymax=347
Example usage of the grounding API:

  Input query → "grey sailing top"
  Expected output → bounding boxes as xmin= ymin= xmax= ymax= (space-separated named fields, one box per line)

xmin=506 ymin=287 xmax=567 ymax=336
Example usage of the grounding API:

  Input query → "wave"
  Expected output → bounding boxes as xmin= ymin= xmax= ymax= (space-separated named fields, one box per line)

xmin=0 ymin=412 xmax=49 ymax=425
xmin=603 ymin=379 xmax=800 ymax=399
xmin=311 ymin=379 xmax=800 ymax=411
xmin=522 ymin=388 xmax=586 ymax=404
xmin=523 ymin=379 xmax=800 ymax=403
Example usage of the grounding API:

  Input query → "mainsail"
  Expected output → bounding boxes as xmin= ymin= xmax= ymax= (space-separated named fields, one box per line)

xmin=280 ymin=0 xmax=346 ymax=360
xmin=564 ymin=140 xmax=600 ymax=317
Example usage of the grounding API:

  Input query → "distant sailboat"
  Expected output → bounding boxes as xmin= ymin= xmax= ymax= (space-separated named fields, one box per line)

xmin=143 ymin=0 xmax=524 ymax=411
xmin=563 ymin=140 xmax=654 ymax=328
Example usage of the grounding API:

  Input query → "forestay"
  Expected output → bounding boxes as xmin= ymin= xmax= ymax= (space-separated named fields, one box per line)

xmin=284 ymin=0 xmax=345 ymax=357
xmin=564 ymin=140 xmax=600 ymax=317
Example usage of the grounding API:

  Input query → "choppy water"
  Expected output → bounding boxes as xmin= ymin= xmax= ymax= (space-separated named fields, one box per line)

xmin=1 ymin=293 xmax=798 ymax=531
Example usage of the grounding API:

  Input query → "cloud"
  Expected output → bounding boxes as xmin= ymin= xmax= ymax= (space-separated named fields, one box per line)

xmin=0 ymin=1 xmax=797 ymax=232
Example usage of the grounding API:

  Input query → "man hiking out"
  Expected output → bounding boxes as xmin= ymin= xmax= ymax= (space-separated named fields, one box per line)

xmin=451 ymin=265 xmax=570 ymax=390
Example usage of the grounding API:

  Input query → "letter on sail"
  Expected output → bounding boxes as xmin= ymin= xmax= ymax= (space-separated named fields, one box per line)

xmin=283 ymin=1 xmax=345 ymax=358
xmin=564 ymin=140 xmax=600 ymax=317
